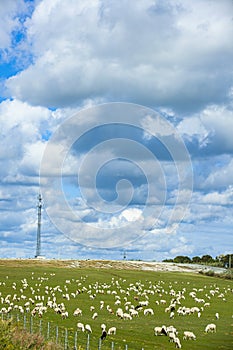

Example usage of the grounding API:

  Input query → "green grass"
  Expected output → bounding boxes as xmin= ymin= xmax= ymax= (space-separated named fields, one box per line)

xmin=0 ymin=260 xmax=232 ymax=349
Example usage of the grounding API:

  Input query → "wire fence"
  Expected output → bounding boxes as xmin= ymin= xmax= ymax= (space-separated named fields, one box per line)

xmin=1 ymin=312 xmax=145 ymax=350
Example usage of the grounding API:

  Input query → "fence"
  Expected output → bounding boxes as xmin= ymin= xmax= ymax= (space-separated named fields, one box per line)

xmin=1 ymin=312 xmax=145 ymax=350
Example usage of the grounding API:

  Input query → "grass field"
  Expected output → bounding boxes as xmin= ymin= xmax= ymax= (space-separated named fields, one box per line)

xmin=0 ymin=259 xmax=232 ymax=349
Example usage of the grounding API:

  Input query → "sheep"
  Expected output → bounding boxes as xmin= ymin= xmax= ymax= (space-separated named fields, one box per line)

xmin=144 ymin=308 xmax=154 ymax=316
xmin=168 ymin=332 xmax=176 ymax=342
xmin=101 ymin=323 xmax=106 ymax=331
xmin=215 ymin=312 xmax=219 ymax=319
xmin=183 ymin=331 xmax=196 ymax=340
xmin=170 ymin=311 xmax=175 ymax=319
xmin=154 ymin=325 xmax=167 ymax=336
xmin=116 ymin=308 xmax=124 ymax=318
xmin=73 ymin=308 xmax=82 ymax=316
xmin=174 ymin=337 xmax=182 ymax=348
xmin=85 ymin=324 xmax=92 ymax=333
xmin=77 ymin=322 xmax=85 ymax=332
xmin=92 ymin=312 xmax=98 ymax=320
xmin=107 ymin=326 xmax=116 ymax=335
xmin=205 ymin=323 xmax=216 ymax=333
xmin=101 ymin=330 xmax=107 ymax=340
xmin=123 ymin=312 xmax=132 ymax=320
xmin=166 ymin=326 xmax=178 ymax=335
xmin=61 ymin=311 xmax=68 ymax=319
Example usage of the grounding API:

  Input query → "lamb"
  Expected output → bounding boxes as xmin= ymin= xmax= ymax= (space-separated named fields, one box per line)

xmin=183 ymin=331 xmax=196 ymax=340
xmin=205 ymin=323 xmax=216 ymax=333
xmin=107 ymin=326 xmax=116 ymax=335
xmin=215 ymin=312 xmax=219 ymax=319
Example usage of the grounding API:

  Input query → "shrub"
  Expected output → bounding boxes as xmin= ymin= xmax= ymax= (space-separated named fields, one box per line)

xmin=0 ymin=319 xmax=62 ymax=350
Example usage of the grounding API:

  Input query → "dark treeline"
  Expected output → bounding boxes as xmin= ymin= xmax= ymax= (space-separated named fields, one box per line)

xmin=163 ymin=254 xmax=233 ymax=268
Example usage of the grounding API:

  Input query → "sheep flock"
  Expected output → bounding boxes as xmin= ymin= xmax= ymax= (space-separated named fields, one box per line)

xmin=0 ymin=260 xmax=232 ymax=349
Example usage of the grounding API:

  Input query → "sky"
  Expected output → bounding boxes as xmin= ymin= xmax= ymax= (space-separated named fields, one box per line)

xmin=0 ymin=0 xmax=233 ymax=261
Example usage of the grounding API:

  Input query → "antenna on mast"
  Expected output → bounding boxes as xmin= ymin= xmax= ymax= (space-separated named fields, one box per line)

xmin=35 ymin=194 xmax=43 ymax=258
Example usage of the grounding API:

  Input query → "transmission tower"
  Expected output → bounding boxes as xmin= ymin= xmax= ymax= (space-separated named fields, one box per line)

xmin=35 ymin=194 xmax=42 ymax=258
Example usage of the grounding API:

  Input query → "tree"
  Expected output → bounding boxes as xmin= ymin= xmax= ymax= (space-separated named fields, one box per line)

xmin=173 ymin=256 xmax=191 ymax=264
xmin=200 ymin=255 xmax=214 ymax=263
xmin=192 ymin=256 xmax=201 ymax=263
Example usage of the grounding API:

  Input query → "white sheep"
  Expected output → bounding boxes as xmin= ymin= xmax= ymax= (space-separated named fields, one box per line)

xmin=168 ymin=332 xmax=176 ymax=342
xmin=174 ymin=337 xmax=182 ymax=348
xmin=215 ymin=312 xmax=219 ymax=319
xmin=144 ymin=308 xmax=154 ymax=316
xmin=123 ymin=312 xmax=132 ymax=320
xmin=73 ymin=308 xmax=82 ymax=316
xmin=107 ymin=326 xmax=116 ymax=335
xmin=205 ymin=323 xmax=216 ymax=333
xmin=101 ymin=323 xmax=106 ymax=331
xmin=92 ymin=312 xmax=98 ymax=320
xmin=183 ymin=331 xmax=196 ymax=340
xmin=77 ymin=322 xmax=85 ymax=332
xmin=154 ymin=325 xmax=167 ymax=336
xmin=85 ymin=324 xmax=92 ymax=333
xmin=170 ymin=311 xmax=175 ymax=319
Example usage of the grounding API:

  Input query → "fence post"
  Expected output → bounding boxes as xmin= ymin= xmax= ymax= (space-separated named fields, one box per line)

xmin=23 ymin=315 xmax=26 ymax=329
xmin=125 ymin=345 xmax=128 ymax=350
xmin=39 ymin=319 xmax=42 ymax=335
xmin=47 ymin=321 xmax=50 ymax=339
xmin=74 ymin=331 xmax=77 ymax=349
xmin=98 ymin=337 xmax=102 ymax=350
xmin=86 ymin=333 xmax=90 ymax=350
xmin=111 ymin=341 xmax=114 ymax=350
xmin=30 ymin=316 xmax=33 ymax=333
xmin=55 ymin=325 xmax=59 ymax=344
xmin=64 ymin=328 xmax=68 ymax=350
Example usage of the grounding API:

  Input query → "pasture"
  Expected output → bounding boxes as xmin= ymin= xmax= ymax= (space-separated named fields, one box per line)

xmin=0 ymin=259 xmax=232 ymax=349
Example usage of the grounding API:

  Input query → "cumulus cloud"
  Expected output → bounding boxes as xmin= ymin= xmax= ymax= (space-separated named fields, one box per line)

xmin=5 ymin=0 xmax=233 ymax=112
xmin=1 ymin=1 xmax=233 ymax=260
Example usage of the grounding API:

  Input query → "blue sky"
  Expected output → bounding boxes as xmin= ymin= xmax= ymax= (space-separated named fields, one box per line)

xmin=0 ymin=0 xmax=233 ymax=260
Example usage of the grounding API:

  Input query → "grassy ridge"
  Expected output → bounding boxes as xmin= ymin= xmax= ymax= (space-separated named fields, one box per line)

xmin=0 ymin=260 xmax=232 ymax=349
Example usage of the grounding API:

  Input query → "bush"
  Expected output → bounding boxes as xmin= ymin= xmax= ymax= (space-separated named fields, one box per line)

xmin=0 ymin=319 xmax=62 ymax=350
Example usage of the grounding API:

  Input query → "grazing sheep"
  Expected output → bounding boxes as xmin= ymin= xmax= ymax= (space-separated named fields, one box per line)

xmin=170 ymin=311 xmax=175 ymax=319
xmin=183 ymin=331 xmax=196 ymax=340
xmin=168 ymin=332 xmax=176 ymax=342
xmin=73 ymin=308 xmax=82 ymax=316
xmin=166 ymin=326 xmax=178 ymax=335
xmin=101 ymin=323 xmax=106 ymax=331
xmin=92 ymin=312 xmax=98 ymax=320
xmin=215 ymin=312 xmax=219 ymax=320
xmin=101 ymin=330 xmax=107 ymax=340
xmin=154 ymin=325 xmax=167 ymax=336
xmin=85 ymin=324 xmax=92 ymax=333
xmin=174 ymin=337 xmax=182 ymax=348
xmin=205 ymin=323 xmax=216 ymax=333
xmin=144 ymin=308 xmax=154 ymax=316
xmin=77 ymin=322 xmax=85 ymax=332
xmin=123 ymin=312 xmax=132 ymax=320
xmin=107 ymin=326 xmax=116 ymax=335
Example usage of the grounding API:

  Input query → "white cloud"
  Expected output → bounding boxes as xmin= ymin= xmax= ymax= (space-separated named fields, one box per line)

xmin=5 ymin=0 xmax=233 ymax=112
xmin=0 ymin=0 xmax=26 ymax=49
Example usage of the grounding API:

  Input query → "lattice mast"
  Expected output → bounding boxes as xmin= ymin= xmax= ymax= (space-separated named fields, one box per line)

xmin=35 ymin=194 xmax=42 ymax=257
